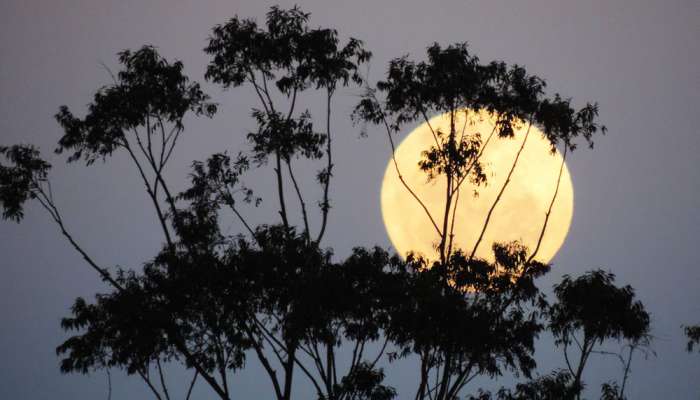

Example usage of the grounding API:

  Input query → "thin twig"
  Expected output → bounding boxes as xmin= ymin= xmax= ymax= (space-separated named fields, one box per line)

xmin=185 ymin=371 xmax=198 ymax=400
xmin=527 ymin=146 xmax=567 ymax=263
xmin=469 ymin=117 xmax=533 ymax=260
xmin=138 ymin=368 xmax=164 ymax=400
xmin=156 ymin=360 xmax=171 ymax=400
xmin=371 ymin=93 xmax=442 ymax=237
xmin=287 ymin=159 xmax=311 ymax=240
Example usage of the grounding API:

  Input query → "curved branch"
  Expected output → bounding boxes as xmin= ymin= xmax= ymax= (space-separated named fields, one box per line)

xmin=373 ymin=94 xmax=442 ymax=237
xmin=469 ymin=118 xmax=533 ymax=260
xmin=527 ymin=146 xmax=567 ymax=263
xmin=138 ymin=368 xmax=164 ymax=400
xmin=33 ymin=188 xmax=124 ymax=291
xmin=287 ymin=159 xmax=311 ymax=240
xmin=156 ymin=360 xmax=171 ymax=400
xmin=185 ymin=371 xmax=198 ymax=400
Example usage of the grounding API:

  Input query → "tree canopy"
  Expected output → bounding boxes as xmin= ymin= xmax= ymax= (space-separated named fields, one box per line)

xmin=0 ymin=6 xmax=660 ymax=400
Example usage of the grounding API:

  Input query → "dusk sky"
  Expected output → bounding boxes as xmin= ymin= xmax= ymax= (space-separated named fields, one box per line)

xmin=1 ymin=0 xmax=698 ymax=398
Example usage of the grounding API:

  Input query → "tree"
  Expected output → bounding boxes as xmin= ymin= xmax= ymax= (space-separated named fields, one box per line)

xmin=1 ymin=45 xmax=245 ymax=400
xmin=1 ymin=5 xmax=648 ymax=400
xmin=379 ymin=245 xmax=550 ymax=400
xmin=354 ymin=42 xmax=604 ymax=266
xmin=464 ymin=270 xmax=651 ymax=400
xmin=1 ymin=6 xmax=391 ymax=400
xmin=353 ymin=42 xmax=605 ymax=399
xmin=548 ymin=270 xmax=651 ymax=400
xmin=203 ymin=6 xmax=388 ymax=400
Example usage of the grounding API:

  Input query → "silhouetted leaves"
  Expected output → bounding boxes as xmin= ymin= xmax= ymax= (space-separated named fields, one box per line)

xmin=549 ymin=270 xmax=650 ymax=347
xmin=0 ymin=145 xmax=51 ymax=221
xmin=204 ymin=3 xmax=371 ymax=168
xmin=328 ymin=363 xmax=396 ymax=400
xmin=0 ymin=6 xmax=639 ymax=400
xmin=55 ymin=46 xmax=215 ymax=165
xmin=684 ymin=325 xmax=700 ymax=352
xmin=204 ymin=5 xmax=370 ymax=165
xmin=468 ymin=370 xmax=578 ymax=400
xmin=548 ymin=270 xmax=650 ymax=399
xmin=535 ymin=96 xmax=606 ymax=151
xmin=382 ymin=243 xmax=550 ymax=398
xmin=353 ymin=42 xmax=606 ymax=175
xmin=205 ymin=6 xmax=370 ymax=93
xmin=600 ymin=381 xmax=625 ymax=400
xmin=249 ymin=109 xmax=326 ymax=164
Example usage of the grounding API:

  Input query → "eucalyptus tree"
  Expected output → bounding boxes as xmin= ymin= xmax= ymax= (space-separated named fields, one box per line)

xmin=353 ymin=42 xmax=605 ymax=399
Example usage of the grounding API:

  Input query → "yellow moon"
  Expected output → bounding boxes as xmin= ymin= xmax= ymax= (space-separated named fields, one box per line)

xmin=380 ymin=110 xmax=574 ymax=263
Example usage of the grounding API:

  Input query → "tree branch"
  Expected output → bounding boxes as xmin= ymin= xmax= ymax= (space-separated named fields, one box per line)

xmin=527 ymin=146 xmax=567 ymax=263
xmin=469 ymin=117 xmax=533 ymax=260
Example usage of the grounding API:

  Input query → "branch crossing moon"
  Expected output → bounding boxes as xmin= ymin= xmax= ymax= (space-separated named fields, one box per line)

xmin=380 ymin=110 xmax=574 ymax=263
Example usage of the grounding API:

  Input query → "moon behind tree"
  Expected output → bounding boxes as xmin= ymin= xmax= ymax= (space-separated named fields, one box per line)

xmin=380 ymin=110 xmax=574 ymax=264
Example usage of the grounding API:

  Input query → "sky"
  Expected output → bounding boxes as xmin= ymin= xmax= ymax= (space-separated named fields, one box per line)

xmin=0 ymin=0 xmax=698 ymax=398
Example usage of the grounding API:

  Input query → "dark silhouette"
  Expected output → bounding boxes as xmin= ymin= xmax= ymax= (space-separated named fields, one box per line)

xmin=0 ymin=5 xmax=656 ymax=400
xmin=548 ymin=270 xmax=651 ymax=399
xmin=685 ymin=325 xmax=700 ymax=353
xmin=353 ymin=38 xmax=606 ymax=399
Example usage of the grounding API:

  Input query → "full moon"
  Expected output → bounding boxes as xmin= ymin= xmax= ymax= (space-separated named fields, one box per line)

xmin=380 ymin=110 xmax=574 ymax=263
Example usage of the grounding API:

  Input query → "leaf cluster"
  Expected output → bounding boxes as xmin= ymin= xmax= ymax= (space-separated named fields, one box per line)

xmin=468 ymin=370 xmax=578 ymax=400
xmin=0 ymin=7 xmax=640 ymax=400
xmin=549 ymin=270 xmax=650 ymax=346
xmin=204 ymin=6 xmax=370 ymax=168
xmin=204 ymin=6 xmax=371 ymax=92
xmin=684 ymin=325 xmax=700 ymax=353
xmin=384 ymin=242 xmax=550 ymax=382
xmin=0 ymin=145 xmax=51 ymax=221
xmin=55 ymin=46 xmax=216 ymax=165
xmin=353 ymin=42 xmax=606 ymax=167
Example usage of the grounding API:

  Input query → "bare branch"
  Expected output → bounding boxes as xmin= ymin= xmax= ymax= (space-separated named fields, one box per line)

xmin=469 ymin=117 xmax=533 ymax=260
xmin=527 ymin=146 xmax=567 ymax=263
xmin=185 ymin=371 xmax=198 ymax=400
xmin=287 ymin=159 xmax=311 ymax=240
xmin=155 ymin=360 xmax=171 ymax=400
xmin=138 ymin=368 xmax=164 ymax=400
xmin=373 ymin=95 xmax=442 ymax=237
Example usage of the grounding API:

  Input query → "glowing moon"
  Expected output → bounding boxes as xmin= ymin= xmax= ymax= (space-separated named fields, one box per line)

xmin=380 ymin=110 xmax=574 ymax=263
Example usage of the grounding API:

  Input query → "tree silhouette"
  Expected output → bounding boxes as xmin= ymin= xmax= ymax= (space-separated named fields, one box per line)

xmin=0 ymin=5 xmax=655 ymax=400
xmin=467 ymin=370 xmax=576 ymax=400
xmin=203 ymin=6 xmax=384 ymax=399
xmin=353 ymin=41 xmax=606 ymax=399
xmin=378 ymin=245 xmax=550 ymax=399
xmin=548 ymin=270 xmax=651 ymax=399
xmin=354 ymin=42 xmax=604 ymax=266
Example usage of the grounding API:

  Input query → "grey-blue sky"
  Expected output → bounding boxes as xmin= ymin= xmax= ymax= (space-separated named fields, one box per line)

xmin=0 ymin=0 xmax=698 ymax=398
